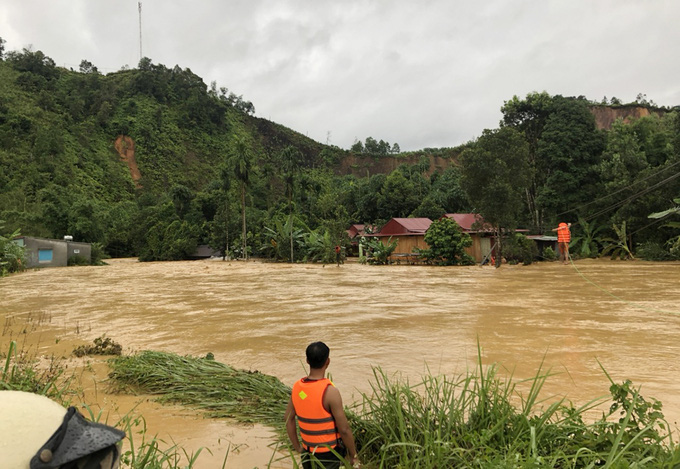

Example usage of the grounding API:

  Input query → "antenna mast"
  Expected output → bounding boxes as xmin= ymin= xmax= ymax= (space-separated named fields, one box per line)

xmin=138 ymin=2 xmax=143 ymax=61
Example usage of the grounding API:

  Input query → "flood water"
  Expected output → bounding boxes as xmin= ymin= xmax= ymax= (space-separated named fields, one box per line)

xmin=2 ymin=258 xmax=680 ymax=467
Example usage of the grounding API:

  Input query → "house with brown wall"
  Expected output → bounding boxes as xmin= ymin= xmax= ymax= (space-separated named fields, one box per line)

xmin=443 ymin=213 xmax=495 ymax=262
xmin=367 ymin=214 xmax=496 ymax=263
xmin=368 ymin=218 xmax=432 ymax=262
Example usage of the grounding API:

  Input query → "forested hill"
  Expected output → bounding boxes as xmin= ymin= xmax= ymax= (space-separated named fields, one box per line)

xmin=1 ymin=44 xmax=679 ymax=264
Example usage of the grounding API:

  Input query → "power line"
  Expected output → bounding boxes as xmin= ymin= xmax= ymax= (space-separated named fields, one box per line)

xmin=555 ymin=159 xmax=680 ymax=219
xmin=138 ymin=2 xmax=143 ymax=61
xmin=581 ymin=169 xmax=680 ymax=223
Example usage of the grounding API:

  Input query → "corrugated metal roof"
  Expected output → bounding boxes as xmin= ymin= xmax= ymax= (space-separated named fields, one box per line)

xmin=527 ymin=235 xmax=557 ymax=241
xmin=379 ymin=218 xmax=432 ymax=235
xmin=444 ymin=213 xmax=492 ymax=232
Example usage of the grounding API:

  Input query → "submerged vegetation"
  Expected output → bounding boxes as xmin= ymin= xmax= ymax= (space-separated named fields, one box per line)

xmin=3 ymin=337 xmax=680 ymax=467
xmin=105 ymin=349 xmax=680 ymax=468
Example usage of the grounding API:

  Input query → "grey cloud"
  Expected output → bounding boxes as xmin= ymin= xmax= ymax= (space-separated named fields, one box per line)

xmin=1 ymin=0 xmax=679 ymax=151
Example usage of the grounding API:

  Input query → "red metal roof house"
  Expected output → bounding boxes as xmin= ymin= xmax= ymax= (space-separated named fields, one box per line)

xmin=369 ymin=218 xmax=432 ymax=261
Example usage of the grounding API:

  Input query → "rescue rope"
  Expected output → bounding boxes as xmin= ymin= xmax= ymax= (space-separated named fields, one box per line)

xmin=567 ymin=255 xmax=680 ymax=316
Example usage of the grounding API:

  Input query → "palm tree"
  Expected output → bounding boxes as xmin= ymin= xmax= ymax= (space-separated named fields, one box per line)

xmin=218 ymin=160 xmax=231 ymax=260
xmin=280 ymin=146 xmax=301 ymax=262
xmin=231 ymin=136 xmax=252 ymax=260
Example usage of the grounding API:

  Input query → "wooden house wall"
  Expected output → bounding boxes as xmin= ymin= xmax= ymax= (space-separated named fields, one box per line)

xmin=392 ymin=235 xmax=428 ymax=255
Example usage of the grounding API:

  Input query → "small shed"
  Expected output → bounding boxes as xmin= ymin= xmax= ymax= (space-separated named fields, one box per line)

xmin=526 ymin=235 xmax=558 ymax=259
xmin=13 ymin=236 xmax=91 ymax=268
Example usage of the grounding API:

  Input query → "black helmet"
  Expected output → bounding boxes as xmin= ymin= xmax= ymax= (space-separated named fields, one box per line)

xmin=0 ymin=391 xmax=125 ymax=469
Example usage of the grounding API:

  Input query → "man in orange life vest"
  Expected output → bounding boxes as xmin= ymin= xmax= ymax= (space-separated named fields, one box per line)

xmin=552 ymin=222 xmax=572 ymax=264
xmin=285 ymin=341 xmax=358 ymax=468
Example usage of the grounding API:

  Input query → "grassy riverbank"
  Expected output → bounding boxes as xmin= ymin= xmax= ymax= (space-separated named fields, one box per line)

xmin=4 ymin=340 xmax=680 ymax=468
xmin=106 ymin=349 xmax=680 ymax=468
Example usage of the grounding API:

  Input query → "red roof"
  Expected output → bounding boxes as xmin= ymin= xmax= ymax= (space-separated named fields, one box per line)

xmin=444 ymin=213 xmax=492 ymax=232
xmin=377 ymin=218 xmax=432 ymax=236
xmin=347 ymin=224 xmax=377 ymax=238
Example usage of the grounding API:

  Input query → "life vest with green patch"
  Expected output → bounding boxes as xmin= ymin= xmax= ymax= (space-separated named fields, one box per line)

xmin=292 ymin=377 xmax=340 ymax=453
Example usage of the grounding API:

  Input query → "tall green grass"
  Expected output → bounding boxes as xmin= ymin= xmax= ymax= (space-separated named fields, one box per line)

xmin=349 ymin=351 xmax=680 ymax=468
xmin=107 ymin=349 xmax=680 ymax=468
xmin=1 ymin=340 xmax=73 ymax=401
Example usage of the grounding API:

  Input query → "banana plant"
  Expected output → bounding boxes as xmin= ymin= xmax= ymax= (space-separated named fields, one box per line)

xmin=261 ymin=216 xmax=306 ymax=262
xmin=365 ymin=237 xmax=398 ymax=265
xmin=600 ymin=221 xmax=634 ymax=260
xmin=0 ymin=221 xmax=26 ymax=276
xmin=570 ymin=216 xmax=605 ymax=258
xmin=302 ymin=228 xmax=335 ymax=264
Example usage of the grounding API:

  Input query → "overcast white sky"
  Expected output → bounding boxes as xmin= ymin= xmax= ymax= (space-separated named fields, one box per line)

xmin=1 ymin=1 xmax=679 ymax=151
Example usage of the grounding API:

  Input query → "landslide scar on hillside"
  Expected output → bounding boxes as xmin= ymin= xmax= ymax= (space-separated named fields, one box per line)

xmin=114 ymin=135 xmax=142 ymax=188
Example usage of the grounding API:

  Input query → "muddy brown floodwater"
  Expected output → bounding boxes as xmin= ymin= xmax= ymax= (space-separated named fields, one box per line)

xmin=2 ymin=258 xmax=680 ymax=468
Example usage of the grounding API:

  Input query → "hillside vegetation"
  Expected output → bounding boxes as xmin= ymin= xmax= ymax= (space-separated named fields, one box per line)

xmin=1 ymin=40 xmax=679 ymax=264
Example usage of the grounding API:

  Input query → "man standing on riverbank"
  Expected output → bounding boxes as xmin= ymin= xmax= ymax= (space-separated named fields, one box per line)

xmin=552 ymin=222 xmax=572 ymax=264
xmin=285 ymin=341 xmax=358 ymax=468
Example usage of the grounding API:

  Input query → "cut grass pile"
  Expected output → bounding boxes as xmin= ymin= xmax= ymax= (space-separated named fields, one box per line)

xmin=108 ymin=351 xmax=291 ymax=429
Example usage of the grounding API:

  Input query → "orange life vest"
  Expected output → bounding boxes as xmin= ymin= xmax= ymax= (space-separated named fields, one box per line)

xmin=557 ymin=223 xmax=570 ymax=243
xmin=292 ymin=377 xmax=340 ymax=453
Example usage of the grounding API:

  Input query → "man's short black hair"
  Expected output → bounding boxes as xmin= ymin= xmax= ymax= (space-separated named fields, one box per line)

xmin=306 ymin=341 xmax=330 ymax=369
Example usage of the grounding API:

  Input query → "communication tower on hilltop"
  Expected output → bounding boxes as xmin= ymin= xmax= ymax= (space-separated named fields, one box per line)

xmin=138 ymin=2 xmax=143 ymax=61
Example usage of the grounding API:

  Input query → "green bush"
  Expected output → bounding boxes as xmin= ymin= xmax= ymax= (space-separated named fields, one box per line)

xmin=89 ymin=242 xmax=110 ymax=265
xmin=636 ymin=241 xmax=680 ymax=261
xmin=503 ymin=233 xmax=538 ymax=265
xmin=420 ymin=217 xmax=474 ymax=265
xmin=67 ymin=255 xmax=90 ymax=266
xmin=542 ymin=245 xmax=557 ymax=261
xmin=0 ymin=222 xmax=26 ymax=276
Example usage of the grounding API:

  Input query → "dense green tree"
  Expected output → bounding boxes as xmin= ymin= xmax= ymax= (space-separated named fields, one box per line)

xmin=460 ymin=127 xmax=530 ymax=267
xmin=501 ymin=93 xmax=605 ymax=231
xmin=353 ymin=173 xmax=386 ymax=222
xmin=429 ymin=167 xmax=470 ymax=213
xmin=411 ymin=196 xmax=446 ymax=220
xmin=420 ymin=217 xmax=473 ymax=265
xmin=570 ymin=216 xmax=606 ymax=258
xmin=2 ymin=41 xmax=680 ymax=263
xmin=378 ymin=171 xmax=419 ymax=219
xmin=67 ymin=196 xmax=106 ymax=243
xmin=501 ymin=91 xmax=554 ymax=229
xmin=535 ymin=97 xmax=605 ymax=224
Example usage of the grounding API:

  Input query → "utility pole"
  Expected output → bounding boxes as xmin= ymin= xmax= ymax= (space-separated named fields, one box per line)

xmin=138 ymin=2 xmax=143 ymax=61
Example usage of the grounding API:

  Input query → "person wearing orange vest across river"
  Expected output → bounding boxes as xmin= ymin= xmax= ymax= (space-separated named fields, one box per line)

xmin=552 ymin=222 xmax=572 ymax=264
xmin=285 ymin=341 xmax=358 ymax=468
